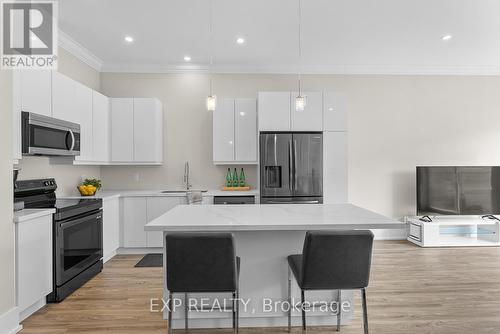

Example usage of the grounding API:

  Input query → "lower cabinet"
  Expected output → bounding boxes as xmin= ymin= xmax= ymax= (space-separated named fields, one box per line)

xmin=122 ymin=196 xmax=186 ymax=248
xmin=146 ymin=197 xmax=187 ymax=247
xmin=103 ymin=197 xmax=120 ymax=261
xmin=16 ymin=213 xmax=53 ymax=321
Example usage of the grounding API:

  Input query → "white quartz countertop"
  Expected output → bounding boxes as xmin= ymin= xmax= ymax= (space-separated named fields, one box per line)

xmin=59 ymin=189 xmax=259 ymax=200
xmin=14 ymin=208 xmax=55 ymax=223
xmin=144 ymin=203 xmax=404 ymax=232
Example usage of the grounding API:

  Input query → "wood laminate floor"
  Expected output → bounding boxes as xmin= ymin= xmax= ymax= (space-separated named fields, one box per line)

xmin=20 ymin=241 xmax=500 ymax=333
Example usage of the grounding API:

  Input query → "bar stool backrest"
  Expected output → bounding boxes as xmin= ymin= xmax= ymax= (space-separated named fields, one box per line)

xmin=301 ymin=230 xmax=374 ymax=290
xmin=166 ymin=233 xmax=237 ymax=293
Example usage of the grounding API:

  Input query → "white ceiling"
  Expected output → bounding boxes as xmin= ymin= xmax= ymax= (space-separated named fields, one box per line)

xmin=59 ymin=0 xmax=500 ymax=74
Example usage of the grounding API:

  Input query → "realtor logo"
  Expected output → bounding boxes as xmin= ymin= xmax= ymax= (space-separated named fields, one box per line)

xmin=1 ymin=0 xmax=58 ymax=69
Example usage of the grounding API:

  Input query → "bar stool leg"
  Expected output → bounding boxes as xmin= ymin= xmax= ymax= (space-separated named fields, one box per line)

xmin=232 ymin=292 xmax=237 ymax=334
xmin=168 ymin=292 xmax=173 ymax=334
xmin=301 ymin=290 xmax=306 ymax=333
xmin=361 ymin=288 xmax=369 ymax=334
xmin=236 ymin=289 xmax=240 ymax=334
xmin=337 ymin=289 xmax=341 ymax=331
xmin=288 ymin=266 xmax=292 ymax=332
xmin=184 ymin=293 xmax=188 ymax=332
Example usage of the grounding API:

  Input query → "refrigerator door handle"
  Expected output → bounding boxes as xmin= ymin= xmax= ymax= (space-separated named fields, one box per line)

xmin=288 ymin=140 xmax=293 ymax=191
xmin=293 ymin=139 xmax=298 ymax=191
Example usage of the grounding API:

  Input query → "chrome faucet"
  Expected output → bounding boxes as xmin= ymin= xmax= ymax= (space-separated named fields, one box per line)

xmin=183 ymin=161 xmax=192 ymax=190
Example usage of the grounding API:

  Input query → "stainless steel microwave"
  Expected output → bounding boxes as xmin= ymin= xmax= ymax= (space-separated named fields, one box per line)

xmin=22 ymin=112 xmax=81 ymax=156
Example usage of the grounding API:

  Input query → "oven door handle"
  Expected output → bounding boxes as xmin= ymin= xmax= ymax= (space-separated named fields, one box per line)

xmin=59 ymin=212 xmax=102 ymax=229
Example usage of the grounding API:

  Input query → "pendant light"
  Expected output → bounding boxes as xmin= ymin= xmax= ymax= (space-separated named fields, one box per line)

xmin=206 ymin=0 xmax=216 ymax=111
xmin=295 ymin=0 xmax=306 ymax=111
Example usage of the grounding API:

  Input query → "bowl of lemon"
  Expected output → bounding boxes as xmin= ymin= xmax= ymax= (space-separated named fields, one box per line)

xmin=78 ymin=178 xmax=102 ymax=196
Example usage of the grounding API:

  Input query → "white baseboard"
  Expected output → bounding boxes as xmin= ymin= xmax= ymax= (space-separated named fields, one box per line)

xmin=103 ymin=250 xmax=117 ymax=263
xmin=0 ymin=307 xmax=21 ymax=334
xmin=19 ymin=298 xmax=46 ymax=322
xmin=372 ymin=228 xmax=407 ymax=240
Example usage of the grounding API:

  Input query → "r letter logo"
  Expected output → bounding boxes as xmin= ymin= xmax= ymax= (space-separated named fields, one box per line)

xmin=1 ymin=1 xmax=58 ymax=69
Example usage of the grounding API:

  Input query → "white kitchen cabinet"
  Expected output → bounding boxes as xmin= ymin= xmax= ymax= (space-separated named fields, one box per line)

xmin=92 ymin=91 xmax=110 ymax=162
xmin=146 ymin=197 xmax=185 ymax=247
xmin=122 ymin=197 xmax=147 ymax=248
xmin=111 ymin=98 xmax=134 ymax=162
xmin=52 ymin=71 xmax=77 ymax=122
xmin=258 ymin=91 xmax=323 ymax=131
xmin=323 ymin=131 xmax=348 ymax=204
xmin=133 ymin=98 xmax=163 ymax=163
xmin=19 ymin=70 xmax=52 ymax=117
xmin=12 ymin=70 xmax=51 ymax=162
xmin=213 ymin=98 xmax=257 ymax=164
xmin=235 ymin=98 xmax=257 ymax=162
xmin=103 ymin=197 xmax=120 ymax=262
xmin=15 ymin=213 xmax=53 ymax=321
xmin=290 ymin=91 xmax=323 ymax=131
xmin=122 ymin=196 xmax=186 ymax=248
xmin=323 ymin=92 xmax=347 ymax=131
xmin=213 ymin=98 xmax=235 ymax=162
xmin=258 ymin=92 xmax=291 ymax=131
xmin=74 ymin=82 xmax=93 ymax=161
xmin=110 ymin=98 xmax=163 ymax=164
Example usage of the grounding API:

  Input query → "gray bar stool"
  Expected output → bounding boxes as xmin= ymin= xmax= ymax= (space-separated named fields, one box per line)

xmin=166 ymin=233 xmax=240 ymax=334
xmin=287 ymin=230 xmax=374 ymax=333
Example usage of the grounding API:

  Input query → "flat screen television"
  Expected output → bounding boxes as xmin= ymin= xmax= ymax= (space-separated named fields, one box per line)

xmin=416 ymin=166 xmax=500 ymax=216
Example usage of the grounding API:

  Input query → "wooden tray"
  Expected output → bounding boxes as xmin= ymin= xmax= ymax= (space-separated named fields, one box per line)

xmin=221 ymin=186 xmax=251 ymax=191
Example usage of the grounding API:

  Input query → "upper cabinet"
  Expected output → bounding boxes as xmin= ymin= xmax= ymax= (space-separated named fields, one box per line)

xmin=12 ymin=70 xmax=163 ymax=166
xmin=73 ymin=82 xmax=93 ymax=161
xmin=133 ymin=98 xmax=163 ymax=163
xmin=213 ymin=98 xmax=257 ymax=164
xmin=52 ymin=71 xmax=77 ymax=122
xmin=19 ymin=70 xmax=52 ymax=116
xmin=258 ymin=91 xmax=323 ymax=131
xmin=110 ymin=98 xmax=163 ymax=164
xmin=290 ymin=91 xmax=323 ymax=131
xmin=92 ymin=91 xmax=110 ymax=162
xmin=323 ymin=92 xmax=347 ymax=132
xmin=258 ymin=92 xmax=290 ymax=131
xmin=111 ymin=98 xmax=134 ymax=162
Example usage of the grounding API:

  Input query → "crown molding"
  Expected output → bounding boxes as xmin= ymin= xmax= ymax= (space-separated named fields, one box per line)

xmin=100 ymin=62 xmax=500 ymax=76
xmin=58 ymin=30 xmax=103 ymax=72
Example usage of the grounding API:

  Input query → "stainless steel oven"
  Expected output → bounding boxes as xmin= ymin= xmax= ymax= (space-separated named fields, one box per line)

xmin=22 ymin=111 xmax=81 ymax=156
xmin=55 ymin=210 xmax=103 ymax=289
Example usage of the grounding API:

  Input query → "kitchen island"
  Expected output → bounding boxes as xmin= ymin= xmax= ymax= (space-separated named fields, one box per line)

xmin=145 ymin=203 xmax=404 ymax=329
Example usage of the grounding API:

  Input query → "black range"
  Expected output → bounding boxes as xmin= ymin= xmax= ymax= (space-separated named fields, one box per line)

xmin=14 ymin=178 xmax=103 ymax=302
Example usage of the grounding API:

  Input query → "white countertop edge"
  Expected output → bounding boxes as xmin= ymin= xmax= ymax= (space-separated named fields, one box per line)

xmin=58 ymin=189 xmax=259 ymax=200
xmin=144 ymin=223 xmax=406 ymax=232
xmin=14 ymin=208 xmax=56 ymax=223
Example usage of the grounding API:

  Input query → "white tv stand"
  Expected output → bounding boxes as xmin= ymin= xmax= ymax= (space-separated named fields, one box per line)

xmin=406 ymin=215 xmax=500 ymax=247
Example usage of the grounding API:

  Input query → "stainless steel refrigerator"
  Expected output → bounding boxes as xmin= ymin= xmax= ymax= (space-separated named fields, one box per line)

xmin=260 ymin=132 xmax=323 ymax=204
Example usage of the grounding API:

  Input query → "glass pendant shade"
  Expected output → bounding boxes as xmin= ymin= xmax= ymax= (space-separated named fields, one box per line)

xmin=206 ymin=95 xmax=217 ymax=111
xmin=295 ymin=95 xmax=306 ymax=111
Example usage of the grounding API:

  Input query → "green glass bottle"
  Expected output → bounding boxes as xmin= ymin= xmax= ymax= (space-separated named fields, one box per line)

xmin=232 ymin=168 xmax=239 ymax=187
xmin=226 ymin=168 xmax=232 ymax=187
xmin=239 ymin=168 xmax=246 ymax=187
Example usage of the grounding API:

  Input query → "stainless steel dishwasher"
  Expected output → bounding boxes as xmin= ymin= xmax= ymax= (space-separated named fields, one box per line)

xmin=213 ymin=196 xmax=255 ymax=205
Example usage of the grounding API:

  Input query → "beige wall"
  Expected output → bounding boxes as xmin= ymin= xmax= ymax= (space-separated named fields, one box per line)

xmin=17 ymin=48 xmax=101 ymax=196
xmin=0 ymin=70 xmax=15 ymax=315
xmin=100 ymin=73 xmax=500 ymax=218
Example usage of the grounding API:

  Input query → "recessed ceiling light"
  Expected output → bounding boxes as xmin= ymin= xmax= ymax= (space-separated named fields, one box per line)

xmin=31 ymin=36 xmax=37 ymax=41
xmin=441 ymin=34 xmax=452 ymax=41
xmin=236 ymin=37 xmax=245 ymax=45
xmin=184 ymin=55 xmax=191 ymax=62
xmin=124 ymin=36 xmax=134 ymax=43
